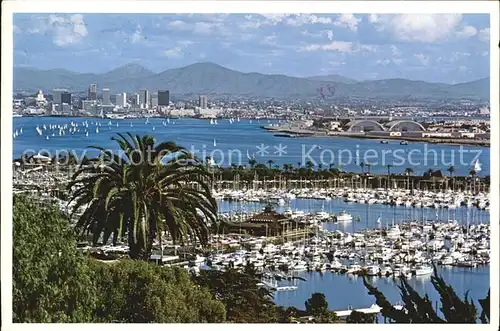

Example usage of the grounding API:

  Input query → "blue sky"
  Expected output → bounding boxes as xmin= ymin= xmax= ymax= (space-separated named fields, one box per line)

xmin=13 ymin=13 xmax=490 ymax=83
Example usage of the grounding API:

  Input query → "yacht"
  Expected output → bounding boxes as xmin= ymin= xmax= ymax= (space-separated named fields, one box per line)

xmin=400 ymin=140 xmax=409 ymax=145
xmin=366 ymin=265 xmax=380 ymax=276
xmin=415 ymin=264 xmax=433 ymax=276
xmin=380 ymin=140 xmax=389 ymax=144
xmin=333 ymin=211 xmax=353 ymax=222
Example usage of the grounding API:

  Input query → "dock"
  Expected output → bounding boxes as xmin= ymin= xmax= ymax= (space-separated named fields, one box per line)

xmin=333 ymin=304 xmax=404 ymax=318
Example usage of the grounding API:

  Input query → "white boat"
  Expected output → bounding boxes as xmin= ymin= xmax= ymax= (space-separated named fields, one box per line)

xmin=473 ymin=159 xmax=482 ymax=172
xmin=415 ymin=264 xmax=433 ymax=276
xmin=213 ymin=139 xmax=217 ymax=147
xmin=366 ymin=265 xmax=380 ymax=276
xmin=333 ymin=211 xmax=353 ymax=222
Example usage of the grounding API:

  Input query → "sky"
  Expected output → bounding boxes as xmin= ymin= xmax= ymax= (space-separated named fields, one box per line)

xmin=13 ymin=13 xmax=490 ymax=83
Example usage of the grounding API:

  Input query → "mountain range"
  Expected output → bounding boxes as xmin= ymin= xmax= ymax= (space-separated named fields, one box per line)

xmin=14 ymin=62 xmax=489 ymax=100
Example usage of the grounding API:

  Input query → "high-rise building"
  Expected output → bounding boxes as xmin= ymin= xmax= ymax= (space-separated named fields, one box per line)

xmin=151 ymin=93 xmax=158 ymax=107
xmin=61 ymin=92 xmax=72 ymax=105
xmin=52 ymin=89 xmax=66 ymax=104
xmin=199 ymin=95 xmax=208 ymax=109
xmin=158 ymin=90 xmax=170 ymax=106
xmin=130 ymin=93 xmax=140 ymax=106
xmin=140 ymin=89 xmax=150 ymax=108
xmin=116 ymin=93 xmax=127 ymax=108
xmin=88 ymin=84 xmax=97 ymax=100
xmin=102 ymin=88 xmax=111 ymax=105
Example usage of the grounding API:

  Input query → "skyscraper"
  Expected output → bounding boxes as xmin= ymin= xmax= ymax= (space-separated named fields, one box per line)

xmin=88 ymin=84 xmax=97 ymax=100
xmin=151 ymin=93 xmax=158 ymax=107
xmin=140 ymin=89 xmax=150 ymax=108
xmin=158 ymin=90 xmax=170 ymax=106
xmin=102 ymin=88 xmax=111 ymax=105
xmin=52 ymin=89 xmax=66 ymax=104
xmin=199 ymin=95 xmax=208 ymax=109
xmin=61 ymin=92 xmax=72 ymax=105
xmin=130 ymin=93 xmax=140 ymax=106
xmin=116 ymin=93 xmax=127 ymax=108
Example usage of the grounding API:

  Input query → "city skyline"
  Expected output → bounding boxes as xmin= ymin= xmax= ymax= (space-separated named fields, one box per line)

xmin=13 ymin=13 xmax=490 ymax=84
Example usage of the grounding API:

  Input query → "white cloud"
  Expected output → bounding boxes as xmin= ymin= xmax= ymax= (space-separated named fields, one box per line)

xmin=326 ymin=30 xmax=333 ymax=41
xmin=262 ymin=34 xmax=277 ymax=45
xmin=376 ymin=59 xmax=390 ymax=66
xmin=392 ymin=58 xmax=403 ymax=66
xmin=333 ymin=14 xmax=361 ymax=32
xmin=371 ymin=14 xmax=463 ymax=43
xmin=29 ymin=14 xmax=88 ymax=46
xmin=478 ymin=28 xmax=490 ymax=42
xmin=481 ymin=50 xmax=489 ymax=56
xmin=414 ymin=53 xmax=430 ymax=65
xmin=14 ymin=25 xmax=22 ymax=34
xmin=456 ymin=25 xmax=477 ymax=38
xmin=459 ymin=65 xmax=467 ymax=72
xmin=300 ymin=41 xmax=353 ymax=53
xmin=163 ymin=47 xmax=183 ymax=57
xmin=168 ymin=20 xmax=186 ymax=28
xmin=300 ymin=41 xmax=378 ymax=54
xmin=390 ymin=45 xmax=402 ymax=57
xmin=286 ymin=14 xmax=333 ymax=26
xmin=368 ymin=14 xmax=379 ymax=23
xmin=130 ymin=25 xmax=143 ymax=44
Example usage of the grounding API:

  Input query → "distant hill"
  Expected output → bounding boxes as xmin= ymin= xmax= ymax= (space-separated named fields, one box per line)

xmin=306 ymin=74 xmax=358 ymax=84
xmin=13 ymin=62 xmax=489 ymax=100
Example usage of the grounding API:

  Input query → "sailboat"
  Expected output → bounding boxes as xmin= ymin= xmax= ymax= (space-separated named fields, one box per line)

xmin=167 ymin=118 xmax=170 ymax=124
xmin=213 ymin=139 xmax=217 ymax=147
xmin=210 ymin=118 xmax=214 ymax=125
xmin=130 ymin=122 xmax=133 ymax=127
xmin=46 ymin=136 xmax=49 ymax=140
xmin=95 ymin=127 xmax=99 ymax=134
xmin=85 ymin=131 xmax=89 ymax=137
xmin=214 ymin=119 xmax=218 ymax=125
xmin=152 ymin=126 xmax=155 ymax=131
xmin=473 ymin=159 xmax=482 ymax=173
xmin=116 ymin=122 xmax=119 ymax=127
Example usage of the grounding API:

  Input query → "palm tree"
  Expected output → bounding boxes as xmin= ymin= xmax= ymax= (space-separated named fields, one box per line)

xmin=386 ymin=164 xmax=392 ymax=190
xmin=447 ymin=166 xmax=456 ymax=191
xmin=359 ymin=162 xmax=365 ymax=174
xmin=405 ymin=168 xmax=414 ymax=191
xmin=365 ymin=163 xmax=372 ymax=175
xmin=67 ymin=133 xmax=218 ymax=260
xmin=469 ymin=169 xmax=477 ymax=193
xmin=248 ymin=159 xmax=257 ymax=169
xmin=267 ymin=159 xmax=274 ymax=169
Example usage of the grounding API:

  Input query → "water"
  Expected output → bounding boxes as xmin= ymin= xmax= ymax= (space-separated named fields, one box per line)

xmin=12 ymin=117 xmax=490 ymax=176
xmin=219 ymin=199 xmax=490 ymax=232
xmin=12 ymin=116 xmax=491 ymax=317
xmin=220 ymin=198 xmax=490 ymax=316
xmin=273 ymin=265 xmax=490 ymax=322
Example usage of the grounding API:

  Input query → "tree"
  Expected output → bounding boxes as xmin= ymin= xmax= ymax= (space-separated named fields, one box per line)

xmin=13 ymin=195 xmax=98 ymax=322
xmin=365 ymin=163 xmax=372 ymax=175
xmin=193 ymin=265 xmax=278 ymax=323
xmin=68 ymin=133 xmax=218 ymax=260
xmin=405 ymin=168 xmax=414 ymax=191
xmin=267 ymin=159 xmax=274 ymax=169
xmin=359 ymin=162 xmax=365 ymax=174
xmin=304 ymin=293 xmax=338 ymax=323
xmin=305 ymin=292 xmax=329 ymax=317
xmin=386 ymin=164 xmax=393 ymax=190
xmin=248 ymin=159 xmax=257 ymax=168
xmin=363 ymin=268 xmax=489 ymax=323
xmin=346 ymin=310 xmax=374 ymax=323
xmin=92 ymin=260 xmax=225 ymax=323
xmin=447 ymin=166 xmax=456 ymax=190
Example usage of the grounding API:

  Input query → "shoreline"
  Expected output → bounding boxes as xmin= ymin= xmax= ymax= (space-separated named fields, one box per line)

xmin=263 ymin=127 xmax=490 ymax=147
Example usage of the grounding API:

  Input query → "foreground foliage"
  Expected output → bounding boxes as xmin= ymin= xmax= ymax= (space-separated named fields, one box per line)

xmin=68 ymin=133 xmax=218 ymax=260
xmin=13 ymin=196 xmax=224 ymax=323
xmin=363 ymin=269 xmax=490 ymax=323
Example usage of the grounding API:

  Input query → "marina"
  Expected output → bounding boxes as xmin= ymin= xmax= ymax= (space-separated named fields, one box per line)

xmin=11 ymin=116 xmax=491 ymax=321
